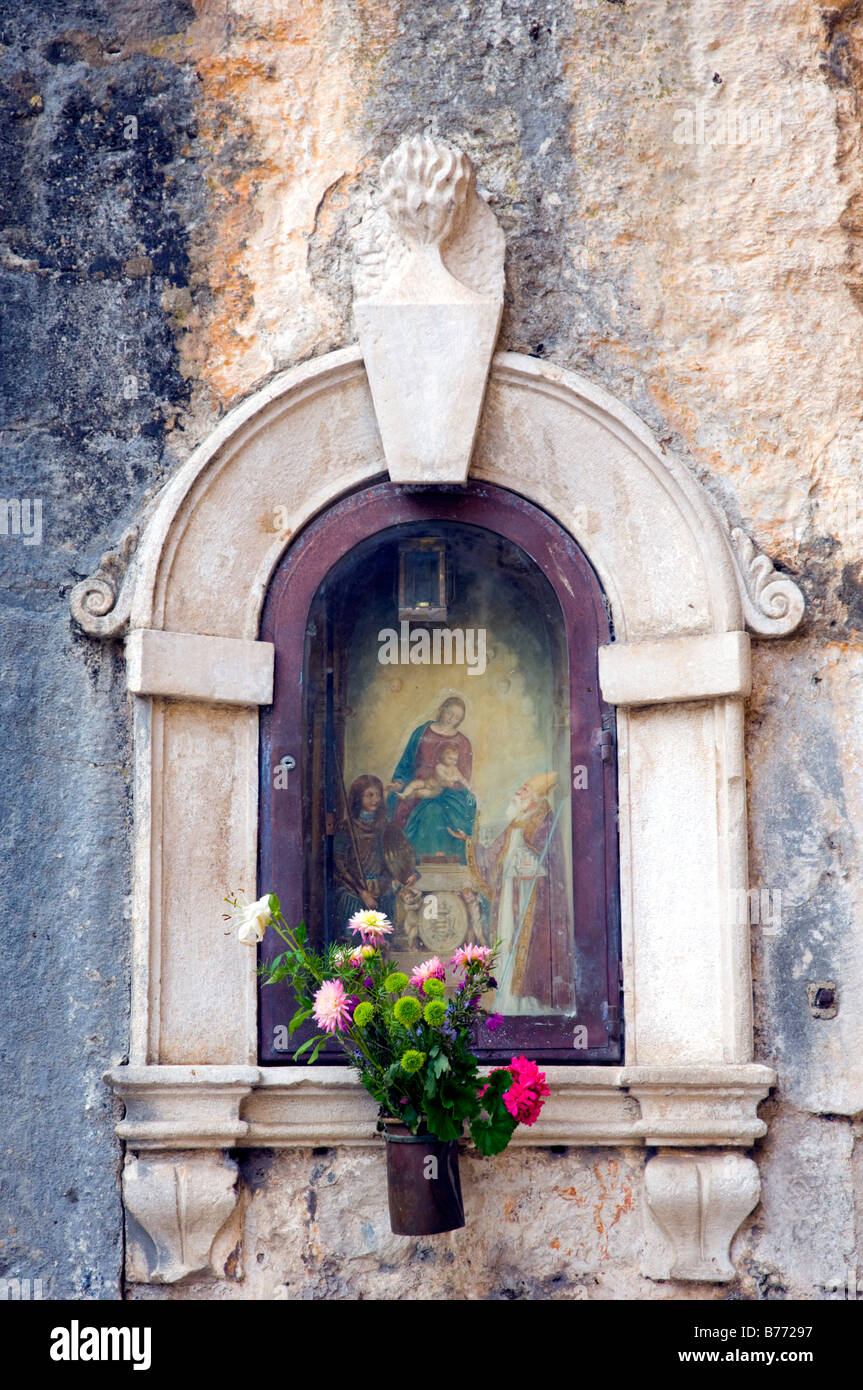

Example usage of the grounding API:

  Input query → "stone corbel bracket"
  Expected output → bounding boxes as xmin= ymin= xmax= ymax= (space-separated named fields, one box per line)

xmin=124 ymin=1151 xmax=242 ymax=1285
xmin=642 ymin=1151 xmax=761 ymax=1283
xmin=353 ymin=134 xmax=505 ymax=483
xmin=108 ymin=1066 xmax=261 ymax=1285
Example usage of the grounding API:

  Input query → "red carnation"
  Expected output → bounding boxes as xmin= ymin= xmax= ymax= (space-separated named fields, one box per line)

xmin=502 ymin=1055 xmax=550 ymax=1127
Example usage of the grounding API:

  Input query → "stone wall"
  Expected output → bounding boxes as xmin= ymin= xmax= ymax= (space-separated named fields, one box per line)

xmin=3 ymin=0 xmax=862 ymax=1299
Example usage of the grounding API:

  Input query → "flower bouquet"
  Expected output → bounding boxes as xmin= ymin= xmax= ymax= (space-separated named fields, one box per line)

xmin=228 ymin=892 xmax=550 ymax=1234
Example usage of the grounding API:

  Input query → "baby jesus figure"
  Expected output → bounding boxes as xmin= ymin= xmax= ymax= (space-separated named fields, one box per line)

xmin=396 ymin=742 xmax=472 ymax=801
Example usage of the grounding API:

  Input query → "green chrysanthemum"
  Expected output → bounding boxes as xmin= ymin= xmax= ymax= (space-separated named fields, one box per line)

xmin=422 ymin=978 xmax=445 ymax=998
xmin=384 ymin=971 xmax=409 ymax=993
xmin=423 ymin=1000 xmax=447 ymax=1026
xmin=353 ymin=1001 xmax=374 ymax=1028
xmin=400 ymin=1049 xmax=426 ymax=1074
xmin=393 ymin=996 xmax=422 ymax=1027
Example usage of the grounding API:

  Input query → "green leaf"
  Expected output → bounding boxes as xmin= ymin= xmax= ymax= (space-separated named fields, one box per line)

xmin=470 ymin=1110 xmax=517 ymax=1156
xmin=423 ymin=1102 xmax=461 ymax=1142
xmin=288 ymin=1007 xmax=314 ymax=1036
xmin=470 ymin=1069 xmax=517 ymax=1155
xmin=307 ymin=1036 xmax=327 ymax=1065
xmin=295 ymin=921 xmax=307 ymax=945
xmin=474 ymin=1070 xmax=508 ymax=1105
xmin=293 ymin=1034 xmax=321 ymax=1059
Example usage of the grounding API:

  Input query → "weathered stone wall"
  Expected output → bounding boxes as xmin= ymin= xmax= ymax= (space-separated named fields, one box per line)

xmin=3 ymin=0 xmax=862 ymax=1299
xmin=0 ymin=0 xmax=198 ymax=1299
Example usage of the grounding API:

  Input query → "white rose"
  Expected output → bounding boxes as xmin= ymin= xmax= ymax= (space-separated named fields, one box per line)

xmin=235 ymin=894 xmax=273 ymax=945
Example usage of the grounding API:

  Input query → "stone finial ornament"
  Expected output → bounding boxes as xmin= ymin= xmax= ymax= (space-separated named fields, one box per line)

xmin=729 ymin=526 xmax=805 ymax=637
xmin=380 ymin=136 xmax=473 ymax=250
xmin=354 ymin=134 xmax=505 ymax=483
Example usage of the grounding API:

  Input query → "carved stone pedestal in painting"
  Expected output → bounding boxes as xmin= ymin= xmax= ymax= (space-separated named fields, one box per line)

xmin=397 ymin=861 xmax=478 ymax=966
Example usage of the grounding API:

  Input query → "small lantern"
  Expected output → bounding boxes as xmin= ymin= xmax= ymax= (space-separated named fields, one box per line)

xmin=398 ymin=539 xmax=448 ymax=621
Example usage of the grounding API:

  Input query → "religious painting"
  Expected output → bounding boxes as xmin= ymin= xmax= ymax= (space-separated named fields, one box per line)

xmin=309 ymin=519 xmax=575 ymax=1025
xmin=258 ymin=483 xmax=620 ymax=1063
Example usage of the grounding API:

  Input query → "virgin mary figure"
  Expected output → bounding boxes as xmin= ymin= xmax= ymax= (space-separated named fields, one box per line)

xmin=386 ymin=696 xmax=477 ymax=863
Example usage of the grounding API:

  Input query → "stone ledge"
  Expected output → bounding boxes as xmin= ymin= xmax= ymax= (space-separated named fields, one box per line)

xmin=106 ymin=1065 xmax=262 ymax=1149
xmin=598 ymin=631 xmax=751 ymax=707
xmin=126 ymin=629 xmax=275 ymax=706
xmin=623 ymin=1067 xmax=776 ymax=1146
xmin=105 ymin=1063 xmax=776 ymax=1151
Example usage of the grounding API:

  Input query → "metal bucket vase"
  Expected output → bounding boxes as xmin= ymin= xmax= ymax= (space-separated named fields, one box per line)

xmin=384 ymin=1127 xmax=465 ymax=1236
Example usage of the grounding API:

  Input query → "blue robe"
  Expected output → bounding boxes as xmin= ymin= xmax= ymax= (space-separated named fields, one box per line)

xmin=387 ymin=722 xmax=476 ymax=862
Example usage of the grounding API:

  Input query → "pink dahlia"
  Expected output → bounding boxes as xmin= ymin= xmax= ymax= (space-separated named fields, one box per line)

xmin=450 ymin=943 xmax=492 ymax=970
xmin=349 ymin=943 xmax=377 ymax=968
xmin=410 ymin=956 xmax=446 ymax=988
xmin=312 ymin=979 xmax=353 ymax=1034
xmin=347 ymin=909 xmax=393 ymax=944
xmin=501 ymin=1056 xmax=550 ymax=1127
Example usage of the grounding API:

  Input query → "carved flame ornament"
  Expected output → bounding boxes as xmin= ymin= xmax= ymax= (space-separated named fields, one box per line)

xmin=380 ymin=136 xmax=473 ymax=250
xmin=353 ymin=134 xmax=505 ymax=483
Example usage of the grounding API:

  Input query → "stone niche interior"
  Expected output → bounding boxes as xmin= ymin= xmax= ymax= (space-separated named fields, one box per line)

xmin=73 ymin=343 xmax=804 ymax=1288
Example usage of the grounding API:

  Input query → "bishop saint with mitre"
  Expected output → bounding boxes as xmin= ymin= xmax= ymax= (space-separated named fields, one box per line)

xmin=450 ymin=771 xmax=575 ymax=1016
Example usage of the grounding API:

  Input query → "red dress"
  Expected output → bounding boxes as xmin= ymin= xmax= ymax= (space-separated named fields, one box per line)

xmin=392 ymin=725 xmax=472 ymax=830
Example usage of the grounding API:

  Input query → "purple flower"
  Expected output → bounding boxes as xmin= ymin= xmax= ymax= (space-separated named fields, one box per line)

xmin=399 ymin=1097 xmax=408 ymax=1106
xmin=363 ymin=976 xmax=373 ymax=989
xmin=485 ymin=1012 xmax=504 ymax=1032
xmin=488 ymin=977 xmax=498 ymax=989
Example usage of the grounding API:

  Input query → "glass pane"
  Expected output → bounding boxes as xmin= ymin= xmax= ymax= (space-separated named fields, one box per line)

xmin=307 ymin=520 xmax=576 ymax=1020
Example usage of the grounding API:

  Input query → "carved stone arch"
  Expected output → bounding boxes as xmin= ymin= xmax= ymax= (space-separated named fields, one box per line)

xmin=86 ymin=344 xmax=802 ymax=1284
